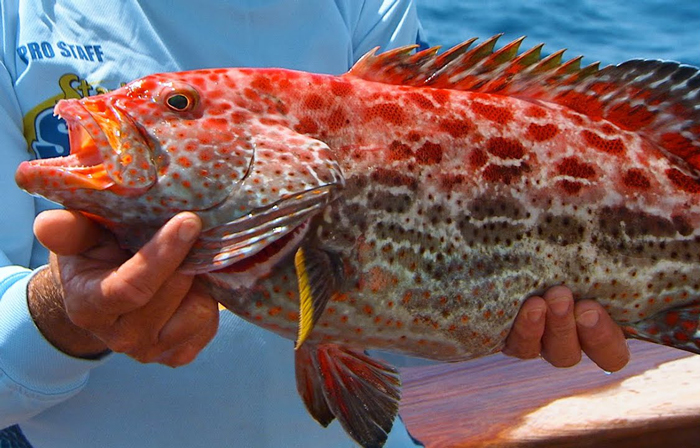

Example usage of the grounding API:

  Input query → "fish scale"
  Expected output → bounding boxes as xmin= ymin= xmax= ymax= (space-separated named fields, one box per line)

xmin=209 ymin=83 xmax=700 ymax=359
xmin=15 ymin=36 xmax=700 ymax=447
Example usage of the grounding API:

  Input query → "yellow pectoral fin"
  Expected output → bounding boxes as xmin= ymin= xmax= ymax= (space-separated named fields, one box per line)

xmin=294 ymin=246 xmax=340 ymax=349
xmin=295 ymin=248 xmax=315 ymax=349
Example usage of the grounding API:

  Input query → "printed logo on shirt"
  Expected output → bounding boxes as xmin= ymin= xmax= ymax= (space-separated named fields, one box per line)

xmin=24 ymin=74 xmax=116 ymax=159
xmin=17 ymin=41 xmax=105 ymax=64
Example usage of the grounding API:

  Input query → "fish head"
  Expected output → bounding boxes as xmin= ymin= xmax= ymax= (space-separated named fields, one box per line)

xmin=16 ymin=69 xmax=344 ymax=267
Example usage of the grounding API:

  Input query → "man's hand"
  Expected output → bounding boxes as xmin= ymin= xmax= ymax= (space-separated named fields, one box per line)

xmin=503 ymin=285 xmax=630 ymax=372
xmin=27 ymin=209 xmax=219 ymax=367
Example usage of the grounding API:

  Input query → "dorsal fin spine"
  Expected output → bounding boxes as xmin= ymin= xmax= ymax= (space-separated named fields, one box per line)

xmin=346 ymin=34 xmax=700 ymax=175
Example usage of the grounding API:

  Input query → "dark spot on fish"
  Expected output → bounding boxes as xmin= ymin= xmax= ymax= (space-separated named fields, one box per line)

xmin=370 ymin=168 xmax=418 ymax=191
xmin=388 ymin=140 xmax=413 ymax=161
xmin=558 ymin=157 xmax=596 ymax=179
xmin=483 ymin=163 xmax=530 ymax=184
xmin=667 ymin=168 xmax=700 ymax=193
xmin=369 ymin=191 xmax=413 ymax=214
xmin=623 ymin=168 xmax=651 ymax=190
xmin=416 ymin=141 xmax=443 ymax=165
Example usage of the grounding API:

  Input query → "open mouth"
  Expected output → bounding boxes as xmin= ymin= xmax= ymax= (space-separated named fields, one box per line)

xmin=16 ymin=100 xmax=119 ymax=192
xmin=16 ymin=97 xmax=158 ymax=195
xmin=54 ymin=122 xmax=113 ymax=188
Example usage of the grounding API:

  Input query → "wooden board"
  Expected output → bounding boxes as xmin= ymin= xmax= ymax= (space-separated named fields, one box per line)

xmin=399 ymin=340 xmax=700 ymax=447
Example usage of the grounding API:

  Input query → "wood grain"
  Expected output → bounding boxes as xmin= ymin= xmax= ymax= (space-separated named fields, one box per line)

xmin=399 ymin=341 xmax=700 ymax=447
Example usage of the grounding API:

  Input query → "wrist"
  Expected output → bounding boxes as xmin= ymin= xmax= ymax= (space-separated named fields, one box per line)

xmin=27 ymin=266 xmax=110 ymax=359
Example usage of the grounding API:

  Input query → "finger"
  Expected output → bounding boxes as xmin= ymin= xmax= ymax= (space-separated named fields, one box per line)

xmin=100 ymin=212 xmax=201 ymax=315
xmin=155 ymin=286 xmax=220 ymax=367
xmin=575 ymin=300 xmax=630 ymax=372
xmin=503 ymin=296 xmax=546 ymax=359
xmin=156 ymin=280 xmax=218 ymax=349
xmin=540 ymin=285 xmax=582 ymax=368
xmin=106 ymin=272 xmax=197 ymax=355
xmin=156 ymin=314 xmax=219 ymax=367
xmin=35 ymin=210 xmax=106 ymax=255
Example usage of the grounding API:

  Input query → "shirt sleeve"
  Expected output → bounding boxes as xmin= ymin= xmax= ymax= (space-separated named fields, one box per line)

xmin=0 ymin=60 xmax=110 ymax=430
xmin=345 ymin=0 xmax=426 ymax=62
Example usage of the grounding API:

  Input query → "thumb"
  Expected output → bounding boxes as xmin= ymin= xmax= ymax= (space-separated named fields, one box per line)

xmin=35 ymin=210 xmax=106 ymax=255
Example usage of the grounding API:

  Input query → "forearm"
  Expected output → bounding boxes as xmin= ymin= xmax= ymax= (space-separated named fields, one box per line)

xmin=0 ymin=266 xmax=110 ymax=428
xmin=27 ymin=267 xmax=109 ymax=359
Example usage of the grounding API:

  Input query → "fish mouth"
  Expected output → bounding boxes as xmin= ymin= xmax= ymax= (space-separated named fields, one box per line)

xmin=181 ymin=185 xmax=335 ymax=274
xmin=15 ymin=106 xmax=113 ymax=191
xmin=15 ymin=99 xmax=155 ymax=195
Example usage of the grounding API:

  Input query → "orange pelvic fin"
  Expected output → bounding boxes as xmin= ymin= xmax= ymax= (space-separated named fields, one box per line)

xmin=295 ymin=344 xmax=401 ymax=448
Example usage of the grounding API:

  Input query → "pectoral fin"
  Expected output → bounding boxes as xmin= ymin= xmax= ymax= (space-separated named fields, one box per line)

xmin=622 ymin=302 xmax=700 ymax=354
xmin=294 ymin=246 xmax=341 ymax=349
xmin=295 ymin=344 xmax=402 ymax=448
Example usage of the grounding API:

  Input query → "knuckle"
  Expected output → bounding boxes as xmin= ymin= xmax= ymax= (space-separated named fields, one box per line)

xmin=132 ymin=350 xmax=160 ymax=364
xmin=604 ymin=353 xmax=630 ymax=372
xmin=160 ymin=348 xmax=197 ymax=368
xmin=67 ymin=309 xmax=99 ymax=330
xmin=108 ymin=335 xmax=140 ymax=354
xmin=582 ymin=333 xmax=610 ymax=350
xmin=105 ymin=277 xmax=156 ymax=307
xmin=546 ymin=322 xmax=576 ymax=340
xmin=548 ymin=352 xmax=582 ymax=368
xmin=507 ymin=349 xmax=540 ymax=360
xmin=518 ymin=350 xmax=542 ymax=360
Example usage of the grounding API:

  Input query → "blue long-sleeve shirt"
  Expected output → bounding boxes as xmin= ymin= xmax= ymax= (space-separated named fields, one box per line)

xmin=0 ymin=1 xmax=424 ymax=446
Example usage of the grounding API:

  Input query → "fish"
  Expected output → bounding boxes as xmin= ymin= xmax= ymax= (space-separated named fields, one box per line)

xmin=15 ymin=35 xmax=700 ymax=447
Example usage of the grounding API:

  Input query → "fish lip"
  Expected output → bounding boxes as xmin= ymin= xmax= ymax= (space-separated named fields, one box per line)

xmin=15 ymin=101 xmax=117 ymax=192
xmin=52 ymin=98 xmax=156 ymax=192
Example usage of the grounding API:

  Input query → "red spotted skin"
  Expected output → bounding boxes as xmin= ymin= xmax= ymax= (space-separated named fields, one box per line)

xmin=15 ymin=43 xmax=700 ymax=361
xmin=200 ymin=68 xmax=700 ymax=360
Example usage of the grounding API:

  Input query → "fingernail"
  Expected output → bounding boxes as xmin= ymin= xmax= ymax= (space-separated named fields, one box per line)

xmin=178 ymin=217 xmax=200 ymax=242
xmin=527 ymin=308 xmax=544 ymax=323
xmin=576 ymin=309 xmax=600 ymax=328
xmin=549 ymin=296 xmax=571 ymax=317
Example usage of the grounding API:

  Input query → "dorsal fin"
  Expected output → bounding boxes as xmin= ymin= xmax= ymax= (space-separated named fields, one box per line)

xmin=346 ymin=35 xmax=700 ymax=173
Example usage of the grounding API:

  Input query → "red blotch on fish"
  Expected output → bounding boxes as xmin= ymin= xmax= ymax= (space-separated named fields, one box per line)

xmin=526 ymin=123 xmax=559 ymax=141
xmin=667 ymin=168 xmax=700 ymax=193
xmin=557 ymin=157 xmax=596 ymax=179
xmin=365 ymin=102 xmax=405 ymax=125
xmin=486 ymin=137 xmax=526 ymax=159
xmin=582 ymin=129 xmax=626 ymax=155
xmin=388 ymin=141 xmax=413 ymax=161
xmin=295 ymin=117 xmax=319 ymax=135
xmin=327 ymin=108 xmax=348 ymax=131
xmin=469 ymin=148 xmax=488 ymax=169
xmin=438 ymin=117 xmax=473 ymax=138
xmin=472 ymin=101 xmax=512 ymax=125
xmin=330 ymin=79 xmax=353 ymax=97
xmin=622 ymin=168 xmax=651 ymax=190
xmin=416 ymin=141 xmax=443 ymax=165
xmin=407 ymin=92 xmax=435 ymax=110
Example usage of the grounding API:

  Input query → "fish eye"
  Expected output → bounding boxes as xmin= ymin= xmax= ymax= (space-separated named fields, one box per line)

xmin=166 ymin=93 xmax=193 ymax=112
